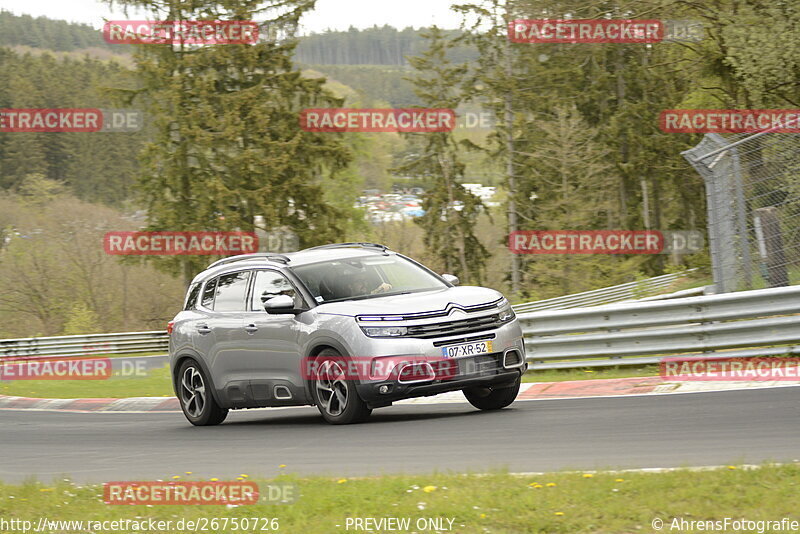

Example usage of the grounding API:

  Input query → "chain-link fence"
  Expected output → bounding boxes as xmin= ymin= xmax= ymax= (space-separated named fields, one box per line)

xmin=684 ymin=131 xmax=800 ymax=293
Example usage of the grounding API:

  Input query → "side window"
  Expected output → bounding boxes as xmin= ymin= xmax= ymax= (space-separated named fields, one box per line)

xmin=251 ymin=270 xmax=302 ymax=310
xmin=183 ymin=283 xmax=201 ymax=310
xmin=213 ymin=271 xmax=251 ymax=312
xmin=201 ymin=277 xmax=218 ymax=309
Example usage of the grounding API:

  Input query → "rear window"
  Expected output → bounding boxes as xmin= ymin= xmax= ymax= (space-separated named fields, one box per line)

xmin=183 ymin=283 xmax=201 ymax=310
xmin=201 ymin=277 xmax=218 ymax=308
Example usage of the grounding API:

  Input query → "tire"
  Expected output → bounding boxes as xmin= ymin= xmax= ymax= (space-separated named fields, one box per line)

xmin=311 ymin=349 xmax=372 ymax=425
xmin=177 ymin=359 xmax=228 ymax=426
xmin=463 ymin=375 xmax=521 ymax=411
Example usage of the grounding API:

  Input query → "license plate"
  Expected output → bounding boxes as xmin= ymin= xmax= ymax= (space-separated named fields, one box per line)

xmin=441 ymin=340 xmax=492 ymax=359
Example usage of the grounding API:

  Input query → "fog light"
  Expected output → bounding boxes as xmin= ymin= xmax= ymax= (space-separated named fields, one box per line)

xmin=379 ymin=385 xmax=390 ymax=394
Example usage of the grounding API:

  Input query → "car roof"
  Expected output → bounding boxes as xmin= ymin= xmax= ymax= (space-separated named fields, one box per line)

xmin=287 ymin=246 xmax=391 ymax=266
xmin=191 ymin=245 xmax=393 ymax=285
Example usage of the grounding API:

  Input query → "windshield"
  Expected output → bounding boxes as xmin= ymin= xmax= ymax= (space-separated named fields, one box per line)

xmin=290 ymin=255 xmax=447 ymax=303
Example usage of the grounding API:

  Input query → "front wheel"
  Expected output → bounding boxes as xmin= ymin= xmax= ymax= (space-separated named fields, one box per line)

xmin=463 ymin=376 xmax=521 ymax=411
xmin=177 ymin=359 xmax=228 ymax=426
xmin=311 ymin=349 xmax=372 ymax=425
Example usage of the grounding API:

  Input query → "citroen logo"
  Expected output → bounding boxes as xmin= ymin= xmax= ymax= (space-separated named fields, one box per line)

xmin=448 ymin=307 xmax=467 ymax=317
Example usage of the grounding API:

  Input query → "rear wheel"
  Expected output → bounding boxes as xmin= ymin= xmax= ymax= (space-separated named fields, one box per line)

xmin=311 ymin=349 xmax=372 ymax=424
xmin=177 ymin=359 xmax=228 ymax=426
xmin=463 ymin=375 xmax=521 ymax=411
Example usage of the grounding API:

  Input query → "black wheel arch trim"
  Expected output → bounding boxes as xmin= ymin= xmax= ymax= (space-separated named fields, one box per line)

xmin=172 ymin=350 xmax=225 ymax=408
xmin=304 ymin=337 xmax=353 ymax=401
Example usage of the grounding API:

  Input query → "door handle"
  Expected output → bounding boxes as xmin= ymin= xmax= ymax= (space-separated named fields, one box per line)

xmin=196 ymin=325 xmax=212 ymax=335
xmin=244 ymin=324 xmax=258 ymax=334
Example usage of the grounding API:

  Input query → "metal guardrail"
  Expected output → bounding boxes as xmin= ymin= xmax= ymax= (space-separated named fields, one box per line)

xmin=519 ymin=284 xmax=800 ymax=370
xmin=512 ymin=269 xmax=701 ymax=313
xmin=633 ymin=286 xmax=709 ymax=302
xmin=0 ymin=331 xmax=168 ymax=360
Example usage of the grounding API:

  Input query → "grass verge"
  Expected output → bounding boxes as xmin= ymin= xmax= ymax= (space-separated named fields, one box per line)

xmin=1 ymin=464 xmax=797 ymax=533
xmin=523 ymin=365 xmax=661 ymax=383
xmin=0 ymin=365 xmax=174 ymax=399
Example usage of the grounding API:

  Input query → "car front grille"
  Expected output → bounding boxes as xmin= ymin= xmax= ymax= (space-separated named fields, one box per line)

xmin=406 ymin=314 xmax=504 ymax=339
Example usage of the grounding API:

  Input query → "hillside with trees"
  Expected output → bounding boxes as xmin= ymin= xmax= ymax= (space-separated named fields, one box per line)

xmin=0 ymin=10 xmax=119 ymax=51
xmin=294 ymin=25 xmax=477 ymax=65
xmin=1 ymin=1 xmax=797 ymax=335
xmin=0 ymin=47 xmax=142 ymax=204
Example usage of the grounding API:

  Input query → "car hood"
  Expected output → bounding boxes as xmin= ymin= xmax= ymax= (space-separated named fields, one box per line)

xmin=314 ymin=286 xmax=505 ymax=317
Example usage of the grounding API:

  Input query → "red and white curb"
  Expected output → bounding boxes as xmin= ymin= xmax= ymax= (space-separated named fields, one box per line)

xmin=517 ymin=376 xmax=800 ymax=401
xmin=1 ymin=376 xmax=798 ymax=413
xmin=0 ymin=395 xmax=179 ymax=413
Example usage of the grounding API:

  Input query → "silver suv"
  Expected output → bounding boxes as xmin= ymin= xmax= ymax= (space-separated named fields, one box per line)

xmin=169 ymin=243 xmax=526 ymax=425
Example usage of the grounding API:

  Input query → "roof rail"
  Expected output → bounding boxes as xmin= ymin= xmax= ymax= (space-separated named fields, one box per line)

xmin=206 ymin=253 xmax=290 ymax=270
xmin=301 ymin=242 xmax=390 ymax=252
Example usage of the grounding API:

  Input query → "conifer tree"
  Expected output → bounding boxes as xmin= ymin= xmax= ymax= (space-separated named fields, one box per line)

xmin=399 ymin=26 xmax=489 ymax=284
xmin=101 ymin=0 xmax=353 ymax=282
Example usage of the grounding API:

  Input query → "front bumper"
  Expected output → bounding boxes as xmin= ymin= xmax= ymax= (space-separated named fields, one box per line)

xmin=355 ymin=348 xmax=527 ymax=406
xmin=338 ymin=316 xmax=526 ymax=406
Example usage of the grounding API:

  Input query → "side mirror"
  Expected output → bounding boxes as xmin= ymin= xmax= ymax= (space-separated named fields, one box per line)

xmin=442 ymin=274 xmax=460 ymax=286
xmin=263 ymin=295 xmax=297 ymax=314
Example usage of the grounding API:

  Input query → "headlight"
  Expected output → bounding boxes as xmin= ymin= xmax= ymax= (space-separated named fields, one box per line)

xmin=361 ymin=326 xmax=408 ymax=337
xmin=498 ymin=307 xmax=516 ymax=323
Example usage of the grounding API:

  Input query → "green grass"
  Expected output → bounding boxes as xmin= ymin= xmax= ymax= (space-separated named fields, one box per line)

xmin=523 ymin=365 xmax=661 ymax=383
xmin=56 ymin=350 xmax=166 ymax=359
xmin=105 ymin=351 xmax=166 ymax=358
xmin=0 ymin=365 xmax=174 ymax=399
xmin=1 ymin=464 xmax=798 ymax=533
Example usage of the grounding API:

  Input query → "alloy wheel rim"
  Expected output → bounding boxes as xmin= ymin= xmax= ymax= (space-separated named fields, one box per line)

xmin=315 ymin=360 xmax=348 ymax=417
xmin=180 ymin=367 xmax=206 ymax=418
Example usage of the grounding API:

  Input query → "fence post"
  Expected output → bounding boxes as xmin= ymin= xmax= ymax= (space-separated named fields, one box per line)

xmin=682 ymin=134 xmax=751 ymax=293
xmin=754 ymin=207 xmax=789 ymax=287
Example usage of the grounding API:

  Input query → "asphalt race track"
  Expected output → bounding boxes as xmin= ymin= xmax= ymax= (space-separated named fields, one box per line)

xmin=1 ymin=387 xmax=799 ymax=483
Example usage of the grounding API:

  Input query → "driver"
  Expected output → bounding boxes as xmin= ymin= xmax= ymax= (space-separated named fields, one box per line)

xmin=346 ymin=273 xmax=392 ymax=295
